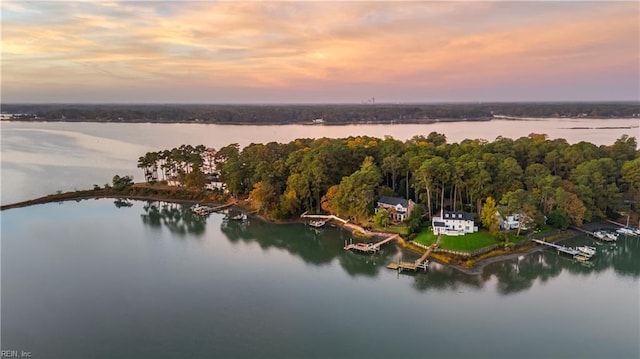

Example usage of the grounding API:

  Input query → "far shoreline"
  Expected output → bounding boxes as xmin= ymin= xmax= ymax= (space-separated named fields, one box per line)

xmin=2 ymin=115 xmax=638 ymax=127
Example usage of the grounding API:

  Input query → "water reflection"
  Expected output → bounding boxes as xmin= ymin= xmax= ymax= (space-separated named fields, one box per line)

xmin=220 ymin=217 xmax=398 ymax=277
xmin=138 ymin=203 xmax=639 ymax=292
xmin=113 ymin=199 xmax=133 ymax=208
xmin=140 ymin=201 xmax=206 ymax=236
xmin=483 ymin=236 xmax=639 ymax=295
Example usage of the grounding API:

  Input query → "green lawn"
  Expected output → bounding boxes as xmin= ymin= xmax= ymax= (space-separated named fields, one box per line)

xmin=373 ymin=223 xmax=410 ymax=236
xmin=414 ymin=228 xmax=501 ymax=252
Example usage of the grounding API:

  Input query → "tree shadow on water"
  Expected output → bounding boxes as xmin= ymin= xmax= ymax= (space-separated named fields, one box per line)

xmin=140 ymin=201 xmax=206 ymax=237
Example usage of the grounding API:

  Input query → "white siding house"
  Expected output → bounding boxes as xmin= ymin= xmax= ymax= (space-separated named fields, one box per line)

xmin=432 ymin=211 xmax=478 ymax=235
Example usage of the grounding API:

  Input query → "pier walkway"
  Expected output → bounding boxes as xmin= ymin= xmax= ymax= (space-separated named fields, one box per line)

xmin=344 ymin=234 xmax=399 ymax=254
xmin=209 ymin=202 xmax=237 ymax=212
xmin=387 ymin=236 xmax=439 ymax=272
xmin=531 ymin=239 xmax=579 ymax=256
xmin=569 ymin=226 xmax=594 ymax=236
xmin=300 ymin=212 xmax=349 ymax=224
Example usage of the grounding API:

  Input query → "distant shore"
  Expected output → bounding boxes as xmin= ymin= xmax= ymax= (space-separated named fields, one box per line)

xmin=2 ymin=115 xmax=639 ymax=126
xmin=0 ymin=117 xmax=493 ymax=126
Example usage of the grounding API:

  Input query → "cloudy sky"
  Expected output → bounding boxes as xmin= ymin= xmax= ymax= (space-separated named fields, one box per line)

xmin=2 ymin=1 xmax=638 ymax=103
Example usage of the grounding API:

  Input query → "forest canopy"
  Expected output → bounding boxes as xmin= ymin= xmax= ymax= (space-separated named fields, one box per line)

xmin=136 ymin=133 xmax=639 ymax=230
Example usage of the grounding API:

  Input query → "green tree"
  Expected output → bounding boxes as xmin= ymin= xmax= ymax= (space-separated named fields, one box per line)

xmin=373 ymin=208 xmax=390 ymax=228
xmin=500 ymin=189 xmax=537 ymax=237
xmin=332 ymin=156 xmax=382 ymax=222
xmin=621 ymin=157 xmax=640 ymax=205
xmin=185 ymin=165 xmax=206 ymax=189
xmin=112 ymin=175 xmax=134 ymax=191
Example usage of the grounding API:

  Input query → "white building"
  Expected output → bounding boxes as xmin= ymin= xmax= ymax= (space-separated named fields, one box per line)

xmin=432 ymin=211 xmax=478 ymax=236
xmin=499 ymin=213 xmax=529 ymax=231
xmin=205 ymin=175 xmax=228 ymax=192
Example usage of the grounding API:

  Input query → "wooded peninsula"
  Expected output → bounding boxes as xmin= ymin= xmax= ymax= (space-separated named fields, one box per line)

xmin=130 ymin=133 xmax=639 ymax=233
xmin=4 ymin=132 xmax=638 ymax=271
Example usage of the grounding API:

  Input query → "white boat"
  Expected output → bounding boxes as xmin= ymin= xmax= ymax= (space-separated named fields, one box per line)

xmin=593 ymin=231 xmax=607 ymax=240
xmin=192 ymin=205 xmax=212 ymax=216
xmin=605 ymin=232 xmax=619 ymax=241
xmin=616 ymin=227 xmax=636 ymax=236
xmin=308 ymin=220 xmax=326 ymax=228
xmin=573 ymin=254 xmax=590 ymax=262
xmin=577 ymin=246 xmax=596 ymax=256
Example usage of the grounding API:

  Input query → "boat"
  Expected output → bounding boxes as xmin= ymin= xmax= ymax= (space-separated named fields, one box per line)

xmin=192 ymin=205 xmax=212 ymax=216
xmin=229 ymin=213 xmax=248 ymax=221
xmin=576 ymin=246 xmax=596 ymax=256
xmin=615 ymin=227 xmax=636 ymax=236
xmin=593 ymin=231 xmax=607 ymax=240
xmin=573 ymin=254 xmax=591 ymax=262
xmin=308 ymin=220 xmax=326 ymax=228
xmin=605 ymin=232 xmax=619 ymax=241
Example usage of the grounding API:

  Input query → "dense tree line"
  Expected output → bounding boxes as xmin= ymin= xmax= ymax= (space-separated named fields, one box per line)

xmin=138 ymin=133 xmax=639 ymax=231
xmin=2 ymin=102 xmax=638 ymax=124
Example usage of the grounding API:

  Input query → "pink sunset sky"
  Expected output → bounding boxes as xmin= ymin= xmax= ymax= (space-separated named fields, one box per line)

xmin=1 ymin=1 xmax=638 ymax=103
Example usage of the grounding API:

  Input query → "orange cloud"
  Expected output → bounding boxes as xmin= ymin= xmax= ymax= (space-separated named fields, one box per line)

xmin=1 ymin=1 xmax=638 ymax=101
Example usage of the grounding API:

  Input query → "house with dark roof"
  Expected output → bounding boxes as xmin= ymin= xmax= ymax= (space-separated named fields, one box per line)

xmin=376 ymin=196 xmax=415 ymax=222
xmin=432 ymin=210 xmax=478 ymax=235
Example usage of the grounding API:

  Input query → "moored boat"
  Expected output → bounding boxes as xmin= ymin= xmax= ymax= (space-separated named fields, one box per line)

xmin=605 ymin=232 xmax=619 ymax=241
xmin=573 ymin=254 xmax=590 ymax=262
xmin=576 ymin=246 xmax=596 ymax=256
xmin=593 ymin=231 xmax=607 ymax=240
xmin=192 ymin=205 xmax=213 ymax=216
xmin=308 ymin=220 xmax=326 ymax=228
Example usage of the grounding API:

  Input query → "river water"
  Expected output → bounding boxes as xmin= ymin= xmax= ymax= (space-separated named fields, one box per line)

xmin=1 ymin=119 xmax=639 ymax=358
xmin=1 ymin=118 xmax=638 ymax=204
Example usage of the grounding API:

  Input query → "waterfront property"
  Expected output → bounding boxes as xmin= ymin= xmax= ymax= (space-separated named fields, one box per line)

xmin=432 ymin=210 xmax=478 ymax=235
xmin=375 ymin=196 xmax=415 ymax=222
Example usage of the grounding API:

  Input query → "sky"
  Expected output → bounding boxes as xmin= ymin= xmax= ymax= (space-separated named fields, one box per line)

xmin=1 ymin=1 xmax=639 ymax=104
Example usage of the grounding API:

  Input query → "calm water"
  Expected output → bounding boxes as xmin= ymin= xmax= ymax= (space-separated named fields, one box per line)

xmin=1 ymin=120 xmax=639 ymax=358
xmin=1 ymin=118 xmax=638 ymax=204
xmin=2 ymin=200 xmax=639 ymax=358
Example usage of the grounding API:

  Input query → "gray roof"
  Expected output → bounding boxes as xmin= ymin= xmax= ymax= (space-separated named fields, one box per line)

xmin=443 ymin=211 xmax=474 ymax=221
xmin=377 ymin=196 xmax=410 ymax=208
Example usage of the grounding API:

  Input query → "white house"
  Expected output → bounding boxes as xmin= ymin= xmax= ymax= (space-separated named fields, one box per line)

xmin=432 ymin=211 xmax=478 ymax=236
xmin=376 ymin=196 xmax=415 ymax=222
xmin=205 ymin=175 xmax=228 ymax=192
xmin=499 ymin=213 xmax=530 ymax=231
xmin=500 ymin=213 xmax=520 ymax=230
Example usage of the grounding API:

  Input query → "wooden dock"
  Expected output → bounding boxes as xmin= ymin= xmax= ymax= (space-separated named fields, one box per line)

xmin=531 ymin=238 xmax=580 ymax=256
xmin=344 ymin=234 xmax=399 ymax=253
xmin=569 ymin=226 xmax=594 ymax=236
xmin=300 ymin=212 xmax=349 ymax=224
xmin=387 ymin=241 xmax=435 ymax=273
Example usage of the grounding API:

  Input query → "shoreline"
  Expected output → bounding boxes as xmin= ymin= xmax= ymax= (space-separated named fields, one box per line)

xmin=1 ymin=189 xmax=615 ymax=277
xmin=0 ymin=117 xmax=492 ymax=126
xmin=3 ymin=115 xmax=638 ymax=126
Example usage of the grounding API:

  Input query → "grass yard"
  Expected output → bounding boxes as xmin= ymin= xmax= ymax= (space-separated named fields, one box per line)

xmin=373 ymin=223 xmax=411 ymax=236
xmin=414 ymin=228 xmax=501 ymax=252
xmin=505 ymin=232 xmax=529 ymax=244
